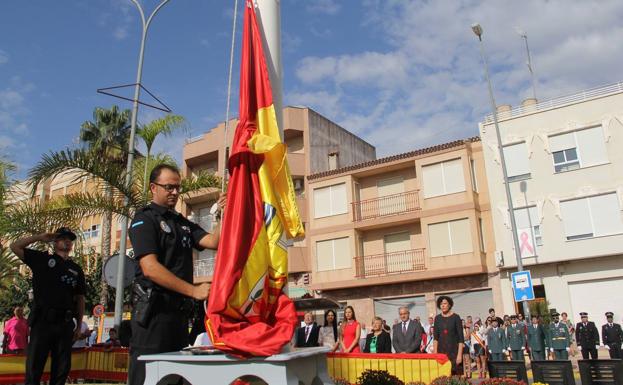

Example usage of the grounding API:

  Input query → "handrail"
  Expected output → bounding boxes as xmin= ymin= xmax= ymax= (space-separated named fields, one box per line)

xmin=354 ymin=248 xmax=426 ymax=278
xmin=352 ymin=190 xmax=420 ymax=221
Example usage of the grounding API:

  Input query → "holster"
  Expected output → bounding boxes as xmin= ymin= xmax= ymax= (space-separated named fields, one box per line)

xmin=132 ymin=283 xmax=155 ymax=328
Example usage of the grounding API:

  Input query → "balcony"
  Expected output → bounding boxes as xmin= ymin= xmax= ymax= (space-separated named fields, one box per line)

xmin=352 ymin=190 xmax=420 ymax=222
xmin=354 ymin=248 xmax=426 ymax=278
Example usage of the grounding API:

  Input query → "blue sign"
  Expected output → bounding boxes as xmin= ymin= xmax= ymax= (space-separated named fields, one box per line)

xmin=511 ymin=270 xmax=535 ymax=302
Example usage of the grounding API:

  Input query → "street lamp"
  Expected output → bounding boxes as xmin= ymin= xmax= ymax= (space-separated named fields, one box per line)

xmin=113 ymin=0 xmax=171 ymax=329
xmin=471 ymin=23 xmax=530 ymax=318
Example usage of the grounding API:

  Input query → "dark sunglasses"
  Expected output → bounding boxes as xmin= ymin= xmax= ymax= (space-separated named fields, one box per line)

xmin=152 ymin=182 xmax=182 ymax=193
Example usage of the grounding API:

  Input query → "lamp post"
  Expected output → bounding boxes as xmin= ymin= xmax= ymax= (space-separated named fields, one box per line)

xmin=471 ymin=23 xmax=530 ymax=318
xmin=113 ymin=0 xmax=171 ymax=329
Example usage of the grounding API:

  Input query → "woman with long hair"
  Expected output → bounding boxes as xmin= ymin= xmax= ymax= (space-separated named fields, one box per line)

xmin=433 ymin=296 xmax=464 ymax=375
xmin=318 ymin=309 xmax=339 ymax=351
xmin=340 ymin=306 xmax=361 ymax=353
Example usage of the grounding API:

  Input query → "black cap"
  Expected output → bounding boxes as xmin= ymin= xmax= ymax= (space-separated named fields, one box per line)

xmin=606 ymin=312 xmax=614 ymax=318
xmin=510 ymin=315 xmax=517 ymax=319
xmin=551 ymin=312 xmax=560 ymax=317
xmin=580 ymin=312 xmax=588 ymax=317
xmin=55 ymin=227 xmax=77 ymax=241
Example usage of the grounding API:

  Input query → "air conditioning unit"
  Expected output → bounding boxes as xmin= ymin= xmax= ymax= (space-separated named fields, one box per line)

xmin=495 ymin=250 xmax=504 ymax=267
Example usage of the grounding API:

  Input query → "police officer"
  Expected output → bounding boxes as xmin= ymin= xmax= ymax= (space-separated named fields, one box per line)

xmin=10 ymin=228 xmax=86 ymax=385
xmin=602 ymin=312 xmax=623 ymax=358
xmin=487 ymin=318 xmax=507 ymax=361
xmin=548 ymin=312 xmax=571 ymax=360
xmin=128 ymin=164 xmax=225 ymax=385
xmin=527 ymin=315 xmax=547 ymax=361
xmin=575 ymin=312 xmax=599 ymax=359
xmin=506 ymin=315 xmax=526 ymax=361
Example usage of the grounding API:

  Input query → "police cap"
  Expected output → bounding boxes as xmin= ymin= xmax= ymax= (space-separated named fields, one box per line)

xmin=55 ymin=227 xmax=77 ymax=241
xmin=551 ymin=312 xmax=560 ymax=317
xmin=580 ymin=312 xmax=588 ymax=317
xmin=606 ymin=312 xmax=614 ymax=318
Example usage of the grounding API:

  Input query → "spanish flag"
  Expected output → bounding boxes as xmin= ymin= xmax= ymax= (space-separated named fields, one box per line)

xmin=205 ymin=1 xmax=304 ymax=357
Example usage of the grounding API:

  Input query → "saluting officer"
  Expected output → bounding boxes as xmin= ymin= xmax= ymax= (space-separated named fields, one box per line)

xmin=128 ymin=164 xmax=225 ymax=385
xmin=575 ymin=312 xmax=600 ymax=359
xmin=527 ymin=315 xmax=547 ymax=361
xmin=487 ymin=318 xmax=507 ymax=361
xmin=548 ymin=312 xmax=571 ymax=360
xmin=506 ymin=315 xmax=526 ymax=361
xmin=10 ymin=228 xmax=86 ymax=385
xmin=602 ymin=312 xmax=623 ymax=359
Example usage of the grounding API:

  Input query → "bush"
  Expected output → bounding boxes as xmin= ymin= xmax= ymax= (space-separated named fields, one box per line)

xmin=333 ymin=378 xmax=351 ymax=385
xmin=480 ymin=378 xmax=527 ymax=385
xmin=406 ymin=382 xmax=427 ymax=385
xmin=357 ymin=369 xmax=404 ymax=385
xmin=430 ymin=376 xmax=472 ymax=385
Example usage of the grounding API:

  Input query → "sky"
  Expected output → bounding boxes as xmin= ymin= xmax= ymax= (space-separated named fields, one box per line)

xmin=2 ymin=0 xmax=623 ymax=179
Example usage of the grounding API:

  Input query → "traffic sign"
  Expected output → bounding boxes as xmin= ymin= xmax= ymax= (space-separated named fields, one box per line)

xmin=511 ymin=270 xmax=535 ymax=302
xmin=93 ymin=304 xmax=105 ymax=317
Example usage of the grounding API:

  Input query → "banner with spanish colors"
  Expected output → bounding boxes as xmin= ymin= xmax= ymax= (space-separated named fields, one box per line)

xmin=205 ymin=1 xmax=304 ymax=357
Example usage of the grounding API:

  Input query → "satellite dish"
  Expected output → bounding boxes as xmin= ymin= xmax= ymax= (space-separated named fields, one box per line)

xmin=103 ymin=253 xmax=137 ymax=288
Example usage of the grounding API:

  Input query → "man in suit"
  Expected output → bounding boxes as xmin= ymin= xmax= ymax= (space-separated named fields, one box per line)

xmin=527 ymin=315 xmax=547 ymax=361
xmin=506 ymin=315 xmax=526 ymax=361
xmin=488 ymin=318 xmax=507 ymax=361
xmin=602 ymin=312 xmax=623 ymax=359
xmin=576 ymin=312 xmax=600 ymax=359
xmin=548 ymin=312 xmax=570 ymax=360
xmin=392 ymin=307 xmax=424 ymax=353
xmin=295 ymin=312 xmax=320 ymax=347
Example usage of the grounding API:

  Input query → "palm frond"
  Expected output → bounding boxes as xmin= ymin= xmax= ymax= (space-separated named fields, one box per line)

xmin=0 ymin=247 xmax=20 ymax=290
xmin=180 ymin=169 xmax=222 ymax=197
xmin=137 ymin=115 xmax=187 ymax=152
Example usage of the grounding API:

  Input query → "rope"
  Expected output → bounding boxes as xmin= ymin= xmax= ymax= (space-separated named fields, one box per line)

xmin=221 ymin=0 xmax=240 ymax=192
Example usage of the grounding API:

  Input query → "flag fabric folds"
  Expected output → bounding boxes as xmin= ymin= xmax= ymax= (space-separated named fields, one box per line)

xmin=205 ymin=1 xmax=304 ymax=357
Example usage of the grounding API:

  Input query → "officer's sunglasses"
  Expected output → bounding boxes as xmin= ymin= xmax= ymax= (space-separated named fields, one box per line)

xmin=152 ymin=182 xmax=182 ymax=193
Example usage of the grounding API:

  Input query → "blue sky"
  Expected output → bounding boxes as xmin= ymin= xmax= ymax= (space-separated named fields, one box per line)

xmin=2 ymin=0 xmax=623 ymax=179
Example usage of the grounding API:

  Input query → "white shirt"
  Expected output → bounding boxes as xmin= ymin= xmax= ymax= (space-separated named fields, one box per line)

xmin=72 ymin=322 xmax=90 ymax=348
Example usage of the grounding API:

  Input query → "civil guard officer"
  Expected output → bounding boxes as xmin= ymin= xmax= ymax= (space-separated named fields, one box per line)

xmin=127 ymin=164 xmax=225 ymax=385
xmin=506 ymin=315 xmax=526 ymax=361
xmin=10 ymin=227 xmax=86 ymax=385
xmin=602 ymin=312 xmax=623 ymax=358
xmin=527 ymin=315 xmax=547 ymax=361
xmin=548 ymin=312 xmax=571 ymax=360
xmin=575 ymin=312 xmax=600 ymax=359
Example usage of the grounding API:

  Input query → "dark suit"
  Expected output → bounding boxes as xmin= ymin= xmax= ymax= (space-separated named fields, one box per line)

xmin=575 ymin=321 xmax=599 ymax=359
xmin=392 ymin=319 xmax=424 ymax=353
xmin=602 ymin=323 xmax=623 ymax=359
xmin=363 ymin=331 xmax=392 ymax=353
xmin=295 ymin=323 xmax=320 ymax=347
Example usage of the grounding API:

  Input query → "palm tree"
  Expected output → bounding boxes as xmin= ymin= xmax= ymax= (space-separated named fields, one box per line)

xmin=137 ymin=114 xmax=187 ymax=199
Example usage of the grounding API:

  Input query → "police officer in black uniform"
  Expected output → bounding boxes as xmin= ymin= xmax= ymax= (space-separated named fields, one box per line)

xmin=128 ymin=164 xmax=225 ymax=385
xmin=602 ymin=312 xmax=623 ymax=358
xmin=10 ymin=227 xmax=86 ymax=385
xmin=575 ymin=312 xmax=600 ymax=359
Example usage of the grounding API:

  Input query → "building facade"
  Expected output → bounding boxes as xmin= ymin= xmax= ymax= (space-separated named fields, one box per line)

xmin=307 ymin=138 xmax=502 ymax=325
xmin=182 ymin=106 xmax=376 ymax=295
xmin=480 ymin=82 xmax=623 ymax=325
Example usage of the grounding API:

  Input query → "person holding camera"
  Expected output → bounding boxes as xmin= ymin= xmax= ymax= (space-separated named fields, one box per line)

xmin=10 ymin=227 xmax=86 ymax=385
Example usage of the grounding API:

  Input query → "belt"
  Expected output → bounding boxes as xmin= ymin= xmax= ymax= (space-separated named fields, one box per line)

xmin=155 ymin=293 xmax=193 ymax=313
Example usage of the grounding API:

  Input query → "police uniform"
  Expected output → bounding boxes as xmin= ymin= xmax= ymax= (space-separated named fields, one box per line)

xmin=487 ymin=326 xmax=507 ymax=361
xmin=602 ymin=312 xmax=623 ymax=359
xmin=506 ymin=317 xmax=526 ymax=361
xmin=23 ymin=246 xmax=86 ymax=385
xmin=527 ymin=321 xmax=547 ymax=361
xmin=548 ymin=313 xmax=571 ymax=360
xmin=128 ymin=202 xmax=209 ymax=385
xmin=575 ymin=312 xmax=599 ymax=359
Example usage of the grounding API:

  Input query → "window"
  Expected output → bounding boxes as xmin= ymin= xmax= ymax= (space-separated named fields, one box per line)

xmin=316 ymin=237 xmax=351 ymax=271
xmin=513 ymin=206 xmax=541 ymax=257
xmin=549 ymin=126 xmax=608 ymax=173
xmin=478 ymin=218 xmax=486 ymax=252
xmin=470 ymin=159 xmax=479 ymax=192
xmin=428 ymin=218 xmax=472 ymax=257
xmin=328 ymin=153 xmax=339 ymax=171
xmin=503 ymin=142 xmax=531 ymax=181
xmin=384 ymin=232 xmax=411 ymax=273
xmin=560 ymin=193 xmax=623 ymax=240
xmin=313 ymin=183 xmax=347 ymax=218
xmin=422 ymin=158 xmax=466 ymax=198
xmin=377 ymin=177 xmax=406 ymax=215
xmin=83 ymin=224 xmax=101 ymax=240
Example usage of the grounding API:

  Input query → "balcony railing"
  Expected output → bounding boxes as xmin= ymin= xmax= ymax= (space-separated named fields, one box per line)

xmin=352 ymin=190 xmax=420 ymax=222
xmin=354 ymin=248 xmax=425 ymax=278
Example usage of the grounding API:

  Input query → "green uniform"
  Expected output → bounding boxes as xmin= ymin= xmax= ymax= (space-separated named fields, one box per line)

xmin=548 ymin=322 xmax=570 ymax=360
xmin=487 ymin=327 xmax=507 ymax=361
xmin=527 ymin=323 xmax=547 ymax=361
xmin=506 ymin=323 xmax=526 ymax=361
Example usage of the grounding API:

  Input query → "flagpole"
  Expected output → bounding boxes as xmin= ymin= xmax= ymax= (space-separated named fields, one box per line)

xmin=255 ymin=0 xmax=284 ymax=138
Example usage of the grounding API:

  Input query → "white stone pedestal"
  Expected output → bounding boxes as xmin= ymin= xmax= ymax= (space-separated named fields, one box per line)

xmin=139 ymin=347 xmax=332 ymax=385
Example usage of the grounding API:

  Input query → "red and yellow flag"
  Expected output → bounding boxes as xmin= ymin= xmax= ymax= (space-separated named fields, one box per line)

xmin=205 ymin=1 xmax=304 ymax=357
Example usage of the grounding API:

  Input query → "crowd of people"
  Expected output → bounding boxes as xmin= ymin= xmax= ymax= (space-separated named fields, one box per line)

xmin=293 ymin=298 xmax=623 ymax=378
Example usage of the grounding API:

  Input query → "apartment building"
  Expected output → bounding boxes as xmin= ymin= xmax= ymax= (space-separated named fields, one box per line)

xmin=182 ymin=106 xmax=376 ymax=294
xmin=306 ymin=138 xmax=502 ymax=325
xmin=480 ymin=82 xmax=623 ymax=323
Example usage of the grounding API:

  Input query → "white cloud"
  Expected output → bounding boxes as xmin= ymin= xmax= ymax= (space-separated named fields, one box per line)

xmin=0 ymin=77 xmax=34 ymax=140
xmin=0 ymin=49 xmax=8 ymax=65
xmin=291 ymin=0 xmax=623 ymax=157
xmin=305 ymin=0 xmax=341 ymax=15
